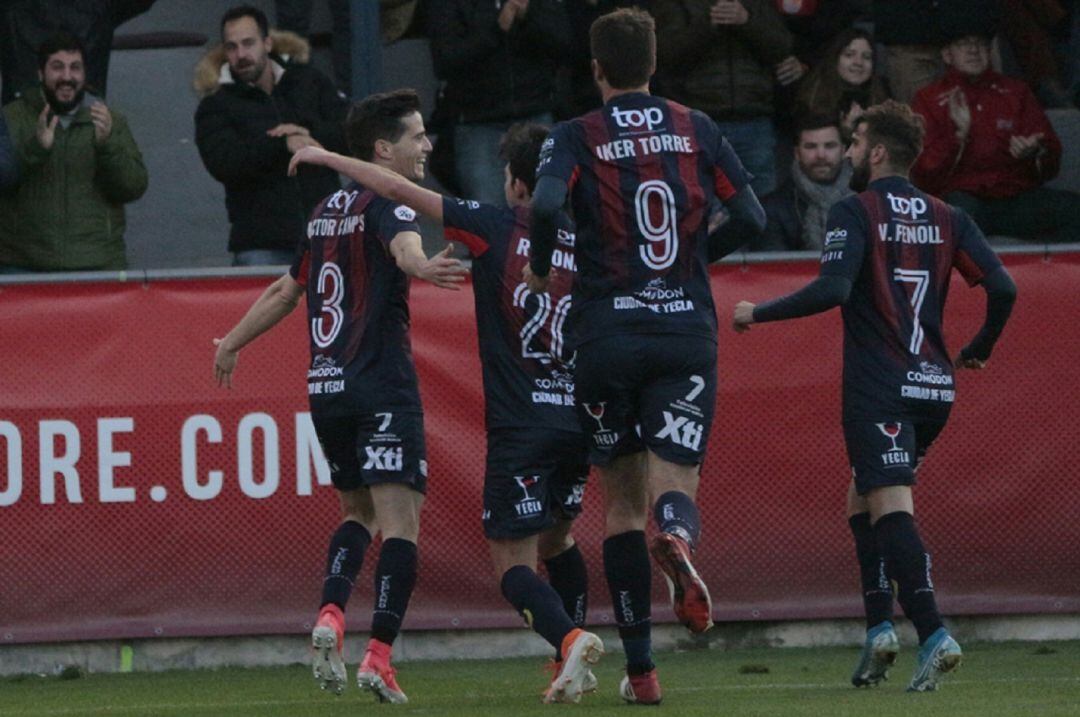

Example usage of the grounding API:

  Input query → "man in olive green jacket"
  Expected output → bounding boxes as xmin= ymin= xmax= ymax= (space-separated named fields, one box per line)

xmin=0 ymin=31 xmax=147 ymax=272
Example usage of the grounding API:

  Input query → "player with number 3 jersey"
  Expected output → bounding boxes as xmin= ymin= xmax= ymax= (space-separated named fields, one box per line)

xmin=734 ymin=101 xmax=1016 ymax=692
xmin=213 ymin=90 xmax=468 ymax=704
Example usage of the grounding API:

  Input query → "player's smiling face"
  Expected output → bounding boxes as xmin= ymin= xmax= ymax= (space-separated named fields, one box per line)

xmin=387 ymin=111 xmax=432 ymax=181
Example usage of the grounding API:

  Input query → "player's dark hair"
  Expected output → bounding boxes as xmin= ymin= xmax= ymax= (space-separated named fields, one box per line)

xmin=499 ymin=123 xmax=550 ymax=194
xmin=793 ymin=113 xmax=842 ymax=142
xmin=590 ymin=8 xmax=655 ymax=90
xmin=857 ymin=100 xmax=925 ymax=170
xmin=37 ymin=30 xmax=86 ymax=71
xmin=221 ymin=5 xmax=270 ymax=39
xmin=345 ymin=89 xmax=422 ymax=161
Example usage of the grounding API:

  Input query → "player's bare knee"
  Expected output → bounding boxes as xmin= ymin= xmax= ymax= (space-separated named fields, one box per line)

xmin=537 ymin=522 xmax=574 ymax=560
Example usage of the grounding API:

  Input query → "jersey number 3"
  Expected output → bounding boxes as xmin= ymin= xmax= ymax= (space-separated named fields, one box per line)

xmin=313 ymin=261 xmax=345 ymax=348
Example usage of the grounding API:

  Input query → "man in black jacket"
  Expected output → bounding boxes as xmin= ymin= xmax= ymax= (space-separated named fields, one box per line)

xmin=429 ymin=0 xmax=570 ymax=206
xmin=195 ymin=5 xmax=348 ymax=266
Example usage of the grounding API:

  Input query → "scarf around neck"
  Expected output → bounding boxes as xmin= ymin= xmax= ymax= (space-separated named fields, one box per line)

xmin=789 ymin=158 xmax=853 ymax=251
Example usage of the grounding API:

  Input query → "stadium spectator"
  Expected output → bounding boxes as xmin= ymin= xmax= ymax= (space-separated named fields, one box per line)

xmin=1000 ymin=0 xmax=1073 ymax=107
xmin=734 ymin=100 xmax=1016 ymax=693
xmin=557 ymin=0 xmax=638 ymax=120
xmin=873 ymin=0 xmax=1003 ymax=104
xmin=652 ymin=0 xmax=796 ymax=197
xmin=528 ymin=8 xmax=766 ymax=704
xmin=213 ymin=89 xmax=468 ymax=704
xmin=757 ymin=114 xmax=853 ymax=251
xmin=777 ymin=0 xmax=867 ymax=70
xmin=796 ymin=27 xmax=890 ymax=142
xmin=289 ymin=122 xmax=601 ymax=704
xmin=428 ymin=0 xmax=570 ymax=207
xmin=0 ymin=0 xmax=156 ymax=105
xmin=0 ymin=32 xmax=147 ymax=272
xmin=0 ymin=113 xmax=17 ymax=191
xmin=911 ymin=31 xmax=1080 ymax=242
xmin=194 ymin=5 xmax=348 ymax=266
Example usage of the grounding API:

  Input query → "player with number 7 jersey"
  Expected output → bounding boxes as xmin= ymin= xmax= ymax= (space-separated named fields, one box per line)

xmin=733 ymin=101 xmax=1016 ymax=693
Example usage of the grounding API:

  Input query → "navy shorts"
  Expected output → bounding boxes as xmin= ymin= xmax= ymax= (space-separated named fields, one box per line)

xmin=574 ymin=334 xmax=717 ymax=467
xmin=844 ymin=419 xmax=947 ymax=496
xmin=312 ymin=410 xmax=427 ymax=493
xmin=482 ymin=427 xmax=589 ymax=540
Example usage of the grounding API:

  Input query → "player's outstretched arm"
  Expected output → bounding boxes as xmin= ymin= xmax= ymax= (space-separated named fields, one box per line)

xmin=732 ymin=275 xmax=853 ymax=333
xmin=956 ymin=265 xmax=1017 ymax=369
xmin=526 ymin=175 xmax=568 ymax=293
xmin=289 ymin=146 xmax=445 ymax=222
xmin=389 ymin=233 xmax=468 ymax=290
xmin=213 ymin=273 xmax=305 ymax=388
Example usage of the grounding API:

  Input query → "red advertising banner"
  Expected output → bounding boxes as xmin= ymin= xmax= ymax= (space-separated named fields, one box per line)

xmin=1 ymin=253 xmax=1077 ymax=645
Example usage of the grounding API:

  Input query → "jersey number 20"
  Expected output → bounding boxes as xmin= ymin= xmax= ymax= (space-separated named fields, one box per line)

xmin=514 ymin=283 xmax=571 ymax=365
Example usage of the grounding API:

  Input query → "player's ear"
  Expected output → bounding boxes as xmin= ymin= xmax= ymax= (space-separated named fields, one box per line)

xmin=591 ymin=58 xmax=603 ymax=85
xmin=374 ymin=138 xmax=393 ymax=162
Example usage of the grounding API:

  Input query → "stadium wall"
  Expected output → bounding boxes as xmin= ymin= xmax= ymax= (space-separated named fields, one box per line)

xmin=1 ymin=251 xmax=1077 ymax=653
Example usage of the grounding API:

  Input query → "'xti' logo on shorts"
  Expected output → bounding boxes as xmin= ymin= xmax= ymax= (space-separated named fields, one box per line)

xmin=655 ymin=411 xmax=703 ymax=451
xmin=364 ymin=446 xmax=403 ymax=471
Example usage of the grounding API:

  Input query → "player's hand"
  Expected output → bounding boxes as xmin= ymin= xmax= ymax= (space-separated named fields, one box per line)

xmin=89 ymin=102 xmax=113 ymax=144
xmin=36 ymin=105 xmax=59 ymax=150
xmin=288 ymin=145 xmax=332 ymax=175
xmin=419 ymin=242 xmax=468 ymax=290
xmin=1008 ymin=132 xmax=1044 ymax=160
xmin=711 ymin=0 xmax=749 ymax=26
xmin=213 ymin=337 xmax=238 ymax=388
xmin=775 ymin=56 xmax=806 ymax=86
xmin=733 ymin=300 xmax=756 ymax=333
xmin=947 ymin=88 xmax=971 ymax=139
xmin=955 ymin=354 xmax=986 ymax=370
xmin=522 ymin=263 xmax=551 ymax=294
xmin=267 ymin=123 xmax=310 ymax=138
xmin=286 ymin=133 xmax=323 ymax=155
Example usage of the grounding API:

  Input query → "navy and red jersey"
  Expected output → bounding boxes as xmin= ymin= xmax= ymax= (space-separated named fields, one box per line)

xmin=821 ymin=176 xmax=1004 ymax=422
xmin=289 ymin=182 xmax=424 ymax=417
xmin=535 ymin=91 xmax=751 ymax=346
xmin=442 ymin=196 xmax=579 ymax=431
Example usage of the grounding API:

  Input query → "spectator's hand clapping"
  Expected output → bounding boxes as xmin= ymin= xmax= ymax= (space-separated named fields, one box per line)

xmin=498 ymin=0 xmax=529 ymax=32
xmin=286 ymin=133 xmax=323 ymax=155
xmin=775 ymin=56 xmax=806 ymax=86
xmin=90 ymin=102 xmax=113 ymax=144
xmin=711 ymin=0 xmax=749 ymax=26
xmin=841 ymin=101 xmax=865 ymax=134
xmin=1008 ymin=132 xmax=1044 ymax=160
xmin=267 ymin=123 xmax=310 ymax=138
xmin=36 ymin=105 xmax=59 ymax=150
xmin=947 ymin=89 xmax=971 ymax=140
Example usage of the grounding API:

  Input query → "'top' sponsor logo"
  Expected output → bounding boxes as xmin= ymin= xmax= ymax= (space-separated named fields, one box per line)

xmin=611 ymin=105 xmax=664 ymax=132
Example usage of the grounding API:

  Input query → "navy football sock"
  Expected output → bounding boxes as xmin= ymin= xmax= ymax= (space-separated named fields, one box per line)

xmin=500 ymin=565 xmax=577 ymax=656
xmin=874 ymin=511 xmax=944 ymax=644
xmin=849 ymin=513 xmax=894 ymax=629
xmin=320 ymin=520 xmax=372 ymax=610
xmin=370 ymin=538 xmax=418 ymax=646
xmin=543 ymin=543 xmax=589 ymax=628
xmin=603 ymin=531 xmax=654 ymax=675
xmin=654 ymin=490 xmax=701 ymax=549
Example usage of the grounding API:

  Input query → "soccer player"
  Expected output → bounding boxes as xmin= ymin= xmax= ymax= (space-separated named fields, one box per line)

xmin=288 ymin=123 xmax=603 ymax=704
xmin=212 ymin=89 xmax=468 ymax=704
xmin=733 ymin=100 xmax=1016 ymax=692
xmin=526 ymin=8 xmax=766 ymax=704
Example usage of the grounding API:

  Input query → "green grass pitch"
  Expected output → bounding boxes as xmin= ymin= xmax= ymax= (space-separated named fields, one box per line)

xmin=2 ymin=641 xmax=1078 ymax=716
